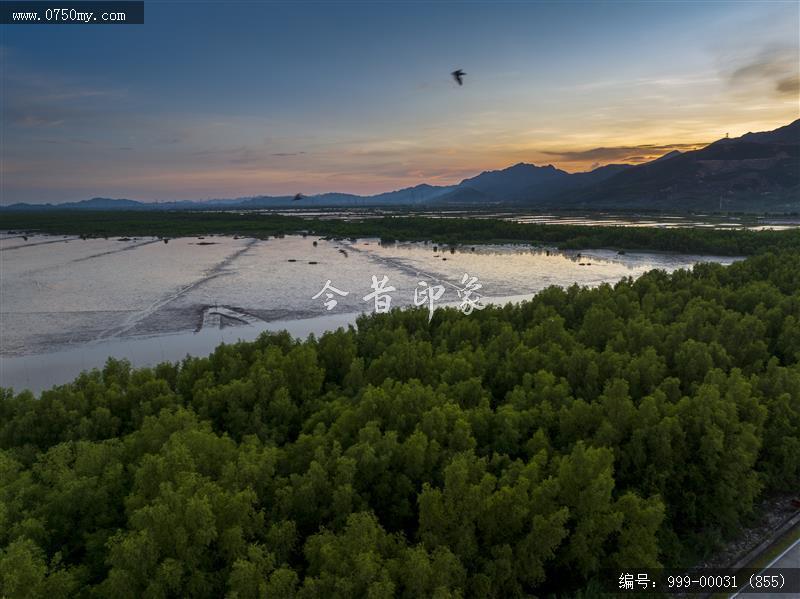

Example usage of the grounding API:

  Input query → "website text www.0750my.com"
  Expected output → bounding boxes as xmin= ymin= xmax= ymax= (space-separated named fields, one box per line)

xmin=12 ymin=8 xmax=126 ymax=22
xmin=1 ymin=0 xmax=144 ymax=24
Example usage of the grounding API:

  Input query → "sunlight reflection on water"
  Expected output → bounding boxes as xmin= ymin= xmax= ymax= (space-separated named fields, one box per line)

xmin=0 ymin=233 xmax=741 ymax=393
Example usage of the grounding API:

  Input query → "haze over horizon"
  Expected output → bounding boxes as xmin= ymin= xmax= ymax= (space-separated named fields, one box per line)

xmin=2 ymin=1 xmax=799 ymax=204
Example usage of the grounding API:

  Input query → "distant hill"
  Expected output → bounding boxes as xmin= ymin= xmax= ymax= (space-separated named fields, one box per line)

xmin=3 ymin=198 xmax=147 ymax=211
xmin=431 ymin=186 xmax=499 ymax=206
xmin=431 ymin=161 xmax=632 ymax=206
xmin=555 ymin=119 xmax=800 ymax=211
xmin=0 ymin=187 xmax=453 ymax=212
xmin=369 ymin=183 xmax=456 ymax=205
xmin=653 ymin=150 xmax=682 ymax=162
xmin=2 ymin=120 xmax=797 ymax=213
xmin=739 ymin=119 xmax=800 ymax=144
xmin=455 ymin=163 xmax=570 ymax=199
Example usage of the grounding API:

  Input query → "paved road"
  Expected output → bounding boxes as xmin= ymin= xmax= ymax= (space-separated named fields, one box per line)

xmin=730 ymin=536 xmax=800 ymax=598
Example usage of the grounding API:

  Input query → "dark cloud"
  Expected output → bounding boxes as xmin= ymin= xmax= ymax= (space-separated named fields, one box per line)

xmin=776 ymin=75 xmax=800 ymax=95
xmin=728 ymin=45 xmax=799 ymax=97
xmin=4 ymin=107 xmax=68 ymax=127
xmin=35 ymin=138 xmax=94 ymax=145
xmin=185 ymin=146 xmax=262 ymax=165
xmin=2 ymin=66 xmax=125 ymax=129
xmin=186 ymin=146 xmax=307 ymax=166
xmin=541 ymin=143 xmax=703 ymax=163
xmin=229 ymin=148 xmax=263 ymax=166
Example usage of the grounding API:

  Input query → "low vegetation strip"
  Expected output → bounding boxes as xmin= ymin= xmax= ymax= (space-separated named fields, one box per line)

xmin=1 ymin=251 xmax=798 ymax=596
xmin=2 ymin=211 xmax=800 ymax=255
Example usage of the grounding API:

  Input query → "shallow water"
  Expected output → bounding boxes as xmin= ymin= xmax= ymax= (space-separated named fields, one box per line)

xmin=0 ymin=233 xmax=741 ymax=393
xmin=264 ymin=209 xmax=800 ymax=230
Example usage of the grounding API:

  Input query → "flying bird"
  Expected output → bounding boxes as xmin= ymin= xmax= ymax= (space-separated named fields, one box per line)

xmin=451 ymin=69 xmax=465 ymax=86
xmin=293 ymin=193 xmax=305 ymax=202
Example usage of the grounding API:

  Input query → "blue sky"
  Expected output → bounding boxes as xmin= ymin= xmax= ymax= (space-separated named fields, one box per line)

xmin=2 ymin=0 xmax=799 ymax=203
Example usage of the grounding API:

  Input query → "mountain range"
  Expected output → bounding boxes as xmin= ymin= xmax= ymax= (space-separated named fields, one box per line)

xmin=3 ymin=120 xmax=798 ymax=213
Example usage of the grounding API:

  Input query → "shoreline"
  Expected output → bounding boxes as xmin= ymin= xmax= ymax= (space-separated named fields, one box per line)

xmin=2 ymin=211 xmax=798 ymax=256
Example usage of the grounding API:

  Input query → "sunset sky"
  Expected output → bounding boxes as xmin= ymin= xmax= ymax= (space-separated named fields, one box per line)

xmin=2 ymin=1 xmax=799 ymax=203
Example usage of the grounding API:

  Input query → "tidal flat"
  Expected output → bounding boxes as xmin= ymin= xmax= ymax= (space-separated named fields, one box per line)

xmin=0 ymin=232 xmax=741 ymax=393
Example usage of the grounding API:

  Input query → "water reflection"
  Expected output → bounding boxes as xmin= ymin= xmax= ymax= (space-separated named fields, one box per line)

xmin=1 ymin=233 xmax=741 ymax=393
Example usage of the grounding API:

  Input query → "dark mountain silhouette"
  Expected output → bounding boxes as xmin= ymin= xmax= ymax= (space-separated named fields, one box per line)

xmin=738 ymin=119 xmax=800 ymax=144
xmin=653 ymin=150 xmax=682 ymax=162
xmin=453 ymin=163 xmax=570 ymax=200
xmin=561 ymin=163 xmax=632 ymax=188
xmin=2 ymin=120 xmax=797 ymax=213
xmin=433 ymin=161 xmax=631 ymax=205
xmin=431 ymin=186 xmax=498 ymax=205
xmin=369 ymin=183 xmax=456 ymax=204
xmin=2 ymin=198 xmax=149 ymax=211
xmin=555 ymin=119 xmax=800 ymax=211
